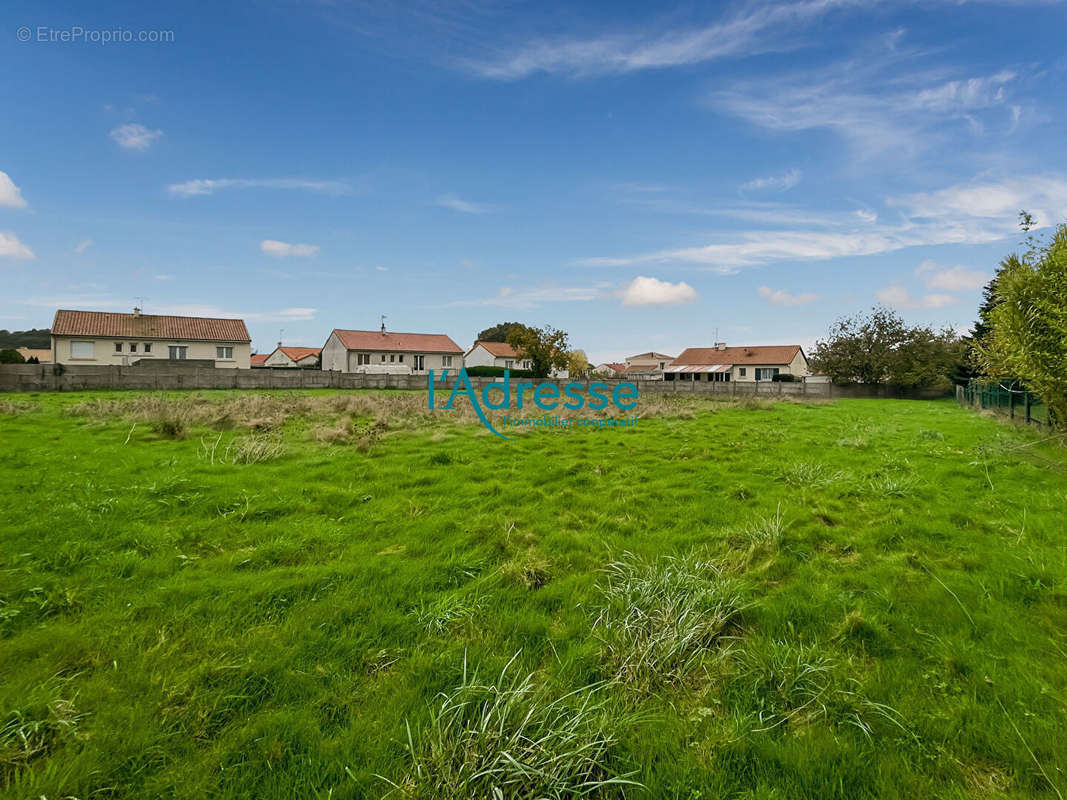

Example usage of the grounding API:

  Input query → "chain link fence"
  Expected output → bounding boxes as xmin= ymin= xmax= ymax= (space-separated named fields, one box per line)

xmin=957 ymin=380 xmax=1053 ymax=427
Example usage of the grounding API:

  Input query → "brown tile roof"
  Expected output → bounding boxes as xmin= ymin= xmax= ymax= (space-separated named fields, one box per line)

xmin=278 ymin=346 xmax=321 ymax=361
xmin=599 ymin=362 xmax=625 ymax=372
xmin=470 ymin=340 xmax=523 ymax=358
xmin=674 ymin=345 xmax=803 ymax=366
xmin=52 ymin=310 xmax=250 ymax=342
xmin=623 ymin=362 xmax=661 ymax=373
xmin=250 ymin=353 xmax=270 ymax=366
xmin=332 ymin=329 xmax=463 ymax=354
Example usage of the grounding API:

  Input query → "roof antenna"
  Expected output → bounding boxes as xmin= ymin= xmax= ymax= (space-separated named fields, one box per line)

xmin=134 ymin=296 xmax=146 ymax=316
xmin=380 ymin=314 xmax=387 ymax=335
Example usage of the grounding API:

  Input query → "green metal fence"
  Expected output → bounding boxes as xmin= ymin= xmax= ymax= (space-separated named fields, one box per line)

xmin=958 ymin=380 xmax=1052 ymax=427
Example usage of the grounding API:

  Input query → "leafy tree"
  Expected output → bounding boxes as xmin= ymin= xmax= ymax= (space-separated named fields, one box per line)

xmin=506 ymin=325 xmax=569 ymax=379
xmin=0 ymin=349 xmax=26 ymax=364
xmin=477 ymin=322 xmax=529 ymax=343
xmin=0 ymin=328 xmax=51 ymax=349
xmin=565 ymin=350 xmax=590 ymax=379
xmin=978 ymin=222 xmax=1067 ymax=423
xmin=810 ymin=307 xmax=961 ymax=388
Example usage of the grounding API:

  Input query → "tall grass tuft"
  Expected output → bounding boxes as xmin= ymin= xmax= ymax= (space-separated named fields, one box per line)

xmin=225 ymin=433 xmax=285 ymax=464
xmin=411 ymin=593 xmax=485 ymax=635
xmin=384 ymin=654 xmax=638 ymax=799
xmin=1 ymin=680 xmax=86 ymax=781
xmin=592 ymin=552 xmax=746 ymax=686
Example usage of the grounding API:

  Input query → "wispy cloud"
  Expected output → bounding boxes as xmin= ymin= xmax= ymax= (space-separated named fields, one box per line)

xmin=110 ymin=123 xmax=164 ymax=151
xmin=740 ymin=169 xmax=801 ymax=193
xmin=581 ymin=174 xmax=1067 ymax=272
xmin=0 ymin=171 xmax=28 ymax=208
xmin=168 ymin=178 xmax=351 ymax=197
xmin=450 ymin=283 xmax=610 ymax=308
xmin=620 ymin=276 xmax=697 ymax=306
xmin=0 ymin=231 xmax=35 ymax=260
xmin=21 ymin=294 xmax=317 ymax=322
xmin=758 ymin=286 xmax=818 ymax=306
xmin=875 ymin=285 xmax=958 ymax=309
xmin=260 ymin=239 xmax=320 ymax=257
xmin=435 ymin=193 xmax=493 ymax=214
xmin=711 ymin=52 xmax=1019 ymax=158
xmin=915 ymin=259 xmax=988 ymax=291
xmin=465 ymin=0 xmax=864 ymax=79
xmin=73 ymin=239 xmax=93 ymax=255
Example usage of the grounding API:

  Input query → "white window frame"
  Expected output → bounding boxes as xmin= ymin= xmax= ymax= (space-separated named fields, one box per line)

xmin=114 ymin=342 xmax=123 ymax=353
xmin=216 ymin=345 xmax=234 ymax=360
xmin=357 ymin=353 xmax=371 ymax=365
xmin=143 ymin=343 xmax=152 ymax=353
xmin=412 ymin=355 xmax=425 ymax=371
xmin=755 ymin=367 xmax=780 ymax=381
xmin=505 ymin=359 xmax=514 ymax=369
xmin=169 ymin=345 xmax=188 ymax=360
xmin=442 ymin=355 xmax=453 ymax=367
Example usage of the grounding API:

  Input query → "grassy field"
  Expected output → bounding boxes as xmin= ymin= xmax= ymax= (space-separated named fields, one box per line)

xmin=1 ymin=389 xmax=1066 ymax=799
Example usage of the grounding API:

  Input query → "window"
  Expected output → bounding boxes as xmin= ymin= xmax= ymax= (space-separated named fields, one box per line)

xmin=169 ymin=346 xmax=188 ymax=360
xmin=357 ymin=353 xmax=370 ymax=365
xmin=381 ymin=354 xmax=386 ymax=362
xmin=114 ymin=342 xmax=123 ymax=352
xmin=129 ymin=343 xmax=137 ymax=353
xmin=523 ymin=360 xmax=530 ymax=369
xmin=505 ymin=359 xmax=514 ymax=369
xmin=659 ymin=362 xmax=665 ymax=369
xmin=389 ymin=354 xmax=395 ymax=362
xmin=144 ymin=343 xmax=151 ymax=353
xmin=413 ymin=355 xmax=425 ymax=371
xmin=398 ymin=354 xmax=404 ymax=363
xmin=443 ymin=356 xmax=453 ymax=367
xmin=71 ymin=341 xmax=94 ymax=358
xmin=216 ymin=346 xmax=234 ymax=359
xmin=739 ymin=367 xmax=747 ymax=377
xmin=755 ymin=367 xmax=780 ymax=381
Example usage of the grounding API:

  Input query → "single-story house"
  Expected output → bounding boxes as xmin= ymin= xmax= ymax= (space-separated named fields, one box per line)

xmin=321 ymin=325 xmax=463 ymax=374
xmin=621 ymin=362 xmax=664 ymax=381
xmin=263 ymin=345 xmax=322 ymax=368
xmin=625 ymin=351 xmax=674 ymax=370
xmin=15 ymin=347 xmax=51 ymax=363
xmin=464 ymin=341 xmax=533 ymax=371
xmin=665 ymin=343 xmax=809 ymax=382
xmin=250 ymin=353 xmax=270 ymax=367
xmin=593 ymin=362 xmax=625 ymax=377
xmin=51 ymin=308 xmax=252 ymax=368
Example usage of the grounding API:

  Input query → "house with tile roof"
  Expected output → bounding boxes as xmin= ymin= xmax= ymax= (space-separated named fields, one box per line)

xmin=592 ymin=362 xmax=625 ymax=377
xmin=321 ymin=323 xmax=464 ymax=374
xmin=250 ymin=353 xmax=270 ymax=367
xmin=464 ymin=340 xmax=532 ymax=372
xmin=51 ymin=308 xmax=252 ymax=368
xmin=263 ymin=345 xmax=322 ymax=368
xmin=666 ymin=343 xmax=809 ymax=383
xmin=622 ymin=351 xmax=675 ymax=380
xmin=15 ymin=347 xmax=51 ymax=364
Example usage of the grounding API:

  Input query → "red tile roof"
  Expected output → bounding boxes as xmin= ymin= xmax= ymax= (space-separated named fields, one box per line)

xmin=331 ymin=329 xmax=463 ymax=354
xmin=250 ymin=353 xmax=270 ymax=366
xmin=674 ymin=345 xmax=803 ymax=366
xmin=277 ymin=346 xmax=321 ymax=361
xmin=52 ymin=310 xmax=250 ymax=342
xmin=470 ymin=340 xmax=523 ymax=358
xmin=600 ymin=362 xmax=625 ymax=372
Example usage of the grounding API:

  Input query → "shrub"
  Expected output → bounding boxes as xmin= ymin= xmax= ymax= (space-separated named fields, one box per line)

xmin=462 ymin=365 xmax=535 ymax=378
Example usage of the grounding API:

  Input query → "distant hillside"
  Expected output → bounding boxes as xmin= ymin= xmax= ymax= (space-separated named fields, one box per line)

xmin=0 ymin=329 xmax=51 ymax=349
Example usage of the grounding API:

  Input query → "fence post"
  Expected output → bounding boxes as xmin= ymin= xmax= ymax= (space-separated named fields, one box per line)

xmin=1025 ymin=391 xmax=1031 ymax=424
xmin=1009 ymin=389 xmax=1014 ymax=419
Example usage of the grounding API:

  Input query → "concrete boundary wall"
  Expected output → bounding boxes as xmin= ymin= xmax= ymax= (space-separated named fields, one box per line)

xmin=0 ymin=364 xmax=950 ymax=400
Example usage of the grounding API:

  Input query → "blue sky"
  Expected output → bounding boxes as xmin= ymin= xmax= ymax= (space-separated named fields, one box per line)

xmin=3 ymin=0 xmax=1067 ymax=362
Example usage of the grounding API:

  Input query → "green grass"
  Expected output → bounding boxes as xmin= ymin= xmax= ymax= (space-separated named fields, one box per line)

xmin=2 ymin=390 xmax=1067 ymax=799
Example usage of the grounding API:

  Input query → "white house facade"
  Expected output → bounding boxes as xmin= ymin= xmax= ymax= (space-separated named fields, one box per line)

xmin=263 ymin=346 xmax=321 ymax=368
xmin=321 ymin=327 xmax=464 ymax=374
xmin=50 ymin=309 xmax=252 ymax=368
xmin=464 ymin=341 xmax=532 ymax=371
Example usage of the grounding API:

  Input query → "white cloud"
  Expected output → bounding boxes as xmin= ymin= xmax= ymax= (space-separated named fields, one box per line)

xmin=875 ymin=285 xmax=958 ymax=309
xmin=581 ymin=173 xmax=1067 ymax=272
xmin=0 ymin=231 xmax=35 ymax=260
xmin=712 ymin=58 xmax=1019 ymax=157
xmin=155 ymin=274 xmax=174 ymax=281
xmin=168 ymin=178 xmax=351 ymax=197
xmin=73 ymin=239 xmax=93 ymax=254
xmin=449 ymin=283 xmax=610 ymax=308
xmin=260 ymin=239 xmax=320 ymax=257
xmin=466 ymin=0 xmax=862 ymax=79
xmin=915 ymin=260 xmax=988 ymax=291
xmin=109 ymin=123 xmax=164 ymax=151
xmin=758 ymin=286 xmax=818 ymax=306
xmin=0 ymin=171 xmax=27 ymax=208
xmin=375 ymin=265 xmax=389 ymax=272
xmin=620 ymin=276 xmax=697 ymax=306
xmin=20 ymin=294 xmax=317 ymax=322
xmin=435 ymin=193 xmax=493 ymax=214
xmin=740 ymin=169 xmax=801 ymax=193
xmin=889 ymin=176 xmax=1067 ymax=225
xmin=855 ymin=209 xmax=877 ymax=223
